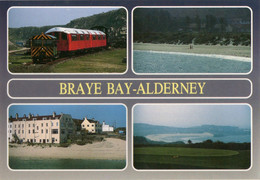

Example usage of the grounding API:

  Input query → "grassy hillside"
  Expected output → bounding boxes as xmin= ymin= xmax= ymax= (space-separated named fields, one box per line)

xmin=9 ymin=8 xmax=126 ymax=46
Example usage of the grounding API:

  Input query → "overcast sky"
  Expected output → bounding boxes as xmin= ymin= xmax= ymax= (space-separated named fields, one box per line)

xmin=8 ymin=7 xmax=119 ymax=28
xmin=9 ymin=104 xmax=126 ymax=128
xmin=134 ymin=104 xmax=251 ymax=129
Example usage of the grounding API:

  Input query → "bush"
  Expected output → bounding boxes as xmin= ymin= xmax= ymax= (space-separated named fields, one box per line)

xmin=76 ymin=140 xmax=86 ymax=146
xmin=58 ymin=143 xmax=70 ymax=148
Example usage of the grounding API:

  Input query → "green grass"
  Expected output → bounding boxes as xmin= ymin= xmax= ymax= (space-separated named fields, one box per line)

xmin=134 ymin=43 xmax=251 ymax=58
xmin=52 ymin=49 xmax=126 ymax=73
xmin=135 ymin=147 xmax=239 ymax=157
xmin=8 ymin=48 xmax=126 ymax=73
xmin=134 ymin=147 xmax=250 ymax=169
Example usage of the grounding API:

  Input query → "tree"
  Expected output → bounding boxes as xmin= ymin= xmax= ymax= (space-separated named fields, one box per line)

xmin=188 ymin=139 xmax=192 ymax=144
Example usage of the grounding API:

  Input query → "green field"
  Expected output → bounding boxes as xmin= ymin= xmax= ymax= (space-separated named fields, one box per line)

xmin=134 ymin=147 xmax=250 ymax=169
xmin=134 ymin=43 xmax=251 ymax=58
xmin=8 ymin=48 xmax=126 ymax=73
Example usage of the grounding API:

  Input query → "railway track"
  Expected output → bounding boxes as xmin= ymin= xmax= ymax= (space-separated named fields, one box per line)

xmin=25 ymin=49 xmax=107 ymax=66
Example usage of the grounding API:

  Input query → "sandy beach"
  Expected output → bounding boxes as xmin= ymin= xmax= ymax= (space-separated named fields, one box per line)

xmin=9 ymin=138 xmax=126 ymax=160
xmin=134 ymin=43 xmax=251 ymax=58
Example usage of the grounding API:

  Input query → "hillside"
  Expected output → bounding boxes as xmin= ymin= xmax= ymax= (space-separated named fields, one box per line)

xmin=134 ymin=123 xmax=250 ymax=137
xmin=133 ymin=8 xmax=251 ymax=45
xmin=9 ymin=8 xmax=126 ymax=46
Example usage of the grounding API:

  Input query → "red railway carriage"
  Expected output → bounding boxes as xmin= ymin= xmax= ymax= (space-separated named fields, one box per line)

xmin=45 ymin=27 xmax=107 ymax=52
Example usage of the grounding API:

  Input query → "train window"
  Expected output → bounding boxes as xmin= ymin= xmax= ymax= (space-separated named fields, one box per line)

xmin=98 ymin=35 xmax=101 ymax=40
xmin=54 ymin=32 xmax=59 ymax=40
xmin=80 ymin=34 xmax=84 ymax=40
xmin=103 ymin=35 xmax=106 ymax=40
xmin=92 ymin=35 xmax=96 ymax=40
xmin=86 ymin=34 xmax=90 ymax=40
xmin=72 ymin=34 xmax=77 ymax=41
xmin=61 ymin=33 xmax=67 ymax=40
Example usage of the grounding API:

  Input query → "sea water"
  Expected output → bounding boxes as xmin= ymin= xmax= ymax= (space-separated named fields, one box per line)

xmin=9 ymin=157 xmax=126 ymax=169
xmin=146 ymin=133 xmax=251 ymax=144
xmin=133 ymin=50 xmax=251 ymax=73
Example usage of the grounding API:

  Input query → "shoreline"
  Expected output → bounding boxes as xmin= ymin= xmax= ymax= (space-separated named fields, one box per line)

xmin=134 ymin=50 xmax=251 ymax=62
xmin=133 ymin=43 xmax=251 ymax=58
xmin=9 ymin=138 xmax=126 ymax=160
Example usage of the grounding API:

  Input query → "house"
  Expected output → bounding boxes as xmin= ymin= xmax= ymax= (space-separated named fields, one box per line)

xmin=8 ymin=112 xmax=75 ymax=144
xmin=81 ymin=117 xmax=102 ymax=133
xmin=102 ymin=121 xmax=114 ymax=132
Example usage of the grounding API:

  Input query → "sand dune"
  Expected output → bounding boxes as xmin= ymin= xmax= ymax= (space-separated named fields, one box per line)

xmin=9 ymin=138 xmax=126 ymax=160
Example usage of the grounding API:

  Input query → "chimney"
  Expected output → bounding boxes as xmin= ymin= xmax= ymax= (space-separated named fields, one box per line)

xmin=15 ymin=113 xmax=18 ymax=119
xmin=23 ymin=114 xmax=26 ymax=117
xmin=28 ymin=113 xmax=31 ymax=119
xmin=53 ymin=112 xmax=56 ymax=118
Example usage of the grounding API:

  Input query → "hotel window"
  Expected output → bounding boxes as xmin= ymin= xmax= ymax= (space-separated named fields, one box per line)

xmin=37 ymin=126 xmax=39 ymax=130
xmin=46 ymin=129 xmax=48 ymax=134
xmin=92 ymin=125 xmax=94 ymax=127
xmin=56 ymin=122 xmax=58 ymax=126
xmin=33 ymin=129 xmax=35 ymax=133
xmin=82 ymin=125 xmax=85 ymax=127
xmin=18 ymin=130 xmax=20 ymax=134
xmin=52 ymin=129 xmax=58 ymax=134
xmin=41 ymin=129 xmax=43 ymax=134
xmin=41 ymin=123 xmax=43 ymax=127
xmin=22 ymin=130 xmax=24 ymax=134
xmin=18 ymin=125 xmax=20 ymax=128
xmin=33 ymin=124 xmax=35 ymax=127
xmin=22 ymin=124 xmax=24 ymax=128
xmin=34 ymin=139 xmax=36 ymax=143
xmin=87 ymin=125 xmax=89 ymax=127
xmin=28 ymin=124 xmax=30 ymax=127
xmin=40 ymin=139 xmax=41 ymax=143
xmin=46 ymin=123 xmax=48 ymax=127
xmin=28 ymin=130 xmax=30 ymax=134
xmin=47 ymin=139 xmax=49 ymax=143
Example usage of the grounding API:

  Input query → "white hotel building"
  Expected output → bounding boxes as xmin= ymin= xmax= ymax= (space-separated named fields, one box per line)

xmin=9 ymin=112 xmax=75 ymax=144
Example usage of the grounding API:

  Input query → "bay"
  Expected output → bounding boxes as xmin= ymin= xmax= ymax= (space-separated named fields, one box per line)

xmin=133 ymin=50 xmax=251 ymax=73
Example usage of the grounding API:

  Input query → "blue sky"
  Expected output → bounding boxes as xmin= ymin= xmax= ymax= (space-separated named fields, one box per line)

xmin=8 ymin=7 xmax=119 ymax=28
xmin=9 ymin=104 xmax=126 ymax=128
xmin=134 ymin=104 xmax=251 ymax=129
